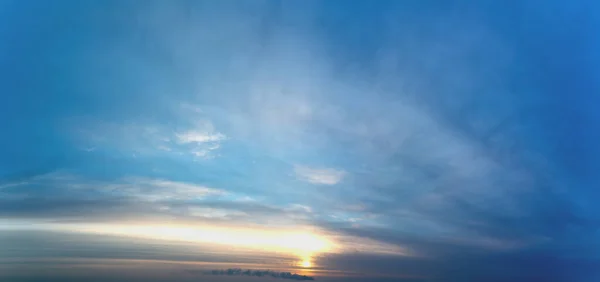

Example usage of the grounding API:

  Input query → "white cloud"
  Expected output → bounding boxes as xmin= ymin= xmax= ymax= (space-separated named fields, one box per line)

xmin=72 ymin=116 xmax=226 ymax=160
xmin=176 ymin=130 xmax=225 ymax=143
xmin=190 ymin=143 xmax=221 ymax=159
xmin=188 ymin=207 xmax=247 ymax=219
xmin=1 ymin=173 xmax=228 ymax=203
xmin=107 ymin=178 xmax=227 ymax=202
xmin=0 ymin=181 xmax=27 ymax=190
xmin=175 ymin=119 xmax=225 ymax=144
xmin=174 ymin=120 xmax=226 ymax=159
xmin=191 ymin=149 xmax=210 ymax=158
xmin=287 ymin=204 xmax=312 ymax=213
xmin=157 ymin=145 xmax=172 ymax=151
xmin=294 ymin=165 xmax=345 ymax=185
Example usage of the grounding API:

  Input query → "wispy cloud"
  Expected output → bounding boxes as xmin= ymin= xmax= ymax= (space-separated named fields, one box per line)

xmin=187 ymin=207 xmax=248 ymax=219
xmin=71 ymin=117 xmax=226 ymax=159
xmin=0 ymin=172 xmax=412 ymax=257
xmin=294 ymin=166 xmax=345 ymax=185
xmin=176 ymin=130 xmax=225 ymax=144
xmin=0 ymin=181 xmax=27 ymax=190
xmin=105 ymin=178 xmax=227 ymax=201
xmin=0 ymin=173 xmax=227 ymax=203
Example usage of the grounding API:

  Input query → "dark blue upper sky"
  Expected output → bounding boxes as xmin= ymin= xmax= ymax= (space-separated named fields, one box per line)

xmin=1 ymin=1 xmax=599 ymax=281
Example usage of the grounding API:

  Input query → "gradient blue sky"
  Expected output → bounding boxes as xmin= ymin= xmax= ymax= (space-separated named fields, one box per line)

xmin=1 ymin=1 xmax=599 ymax=281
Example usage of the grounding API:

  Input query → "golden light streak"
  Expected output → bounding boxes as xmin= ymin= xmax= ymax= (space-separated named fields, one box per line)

xmin=70 ymin=223 xmax=335 ymax=256
xmin=32 ymin=221 xmax=408 ymax=261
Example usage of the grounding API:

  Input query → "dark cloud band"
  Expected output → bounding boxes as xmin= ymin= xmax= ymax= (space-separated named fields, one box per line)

xmin=203 ymin=268 xmax=315 ymax=281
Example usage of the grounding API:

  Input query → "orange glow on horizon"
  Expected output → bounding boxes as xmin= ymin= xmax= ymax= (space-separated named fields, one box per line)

xmin=62 ymin=223 xmax=336 ymax=259
xmin=29 ymin=221 xmax=408 ymax=261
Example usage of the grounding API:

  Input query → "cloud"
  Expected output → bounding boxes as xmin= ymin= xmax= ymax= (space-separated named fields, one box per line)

xmin=0 ymin=172 xmax=227 ymax=205
xmin=0 ymin=172 xmax=316 ymax=226
xmin=294 ymin=166 xmax=345 ymax=185
xmin=72 ymin=117 xmax=226 ymax=159
xmin=287 ymin=204 xmax=312 ymax=213
xmin=106 ymin=178 xmax=228 ymax=201
xmin=190 ymin=143 xmax=221 ymax=159
xmin=187 ymin=207 xmax=247 ymax=219
xmin=203 ymin=268 xmax=314 ymax=281
xmin=176 ymin=130 xmax=225 ymax=144
xmin=174 ymin=120 xmax=226 ymax=159
xmin=0 ymin=181 xmax=27 ymax=190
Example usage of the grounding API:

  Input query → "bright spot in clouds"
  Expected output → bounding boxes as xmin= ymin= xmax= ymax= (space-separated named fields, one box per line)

xmin=300 ymin=258 xmax=312 ymax=268
xmin=68 ymin=223 xmax=335 ymax=257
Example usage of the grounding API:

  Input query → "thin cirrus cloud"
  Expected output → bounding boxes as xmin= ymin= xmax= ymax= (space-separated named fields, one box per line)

xmin=176 ymin=130 xmax=225 ymax=144
xmin=106 ymin=178 xmax=228 ymax=201
xmin=0 ymin=173 xmax=228 ymax=203
xmin=294 ymin=166 xmax=346 ymax=185
xmin=72 ymin=117 xmax=227 ymax=159
xmin=175 ymin=119 xmax=226 ymax=144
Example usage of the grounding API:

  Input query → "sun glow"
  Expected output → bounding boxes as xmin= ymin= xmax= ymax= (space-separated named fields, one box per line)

xmin=297 ymin=252 xmax=314 ymax=268
xmin=68 ymin=223 xmax=334 ymax=256
xmin=301 ymin=259 xmax=312 ymax=268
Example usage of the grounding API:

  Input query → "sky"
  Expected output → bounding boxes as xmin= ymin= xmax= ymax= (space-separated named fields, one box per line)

xmin=1 ymin=0 xmax=599 ymax=281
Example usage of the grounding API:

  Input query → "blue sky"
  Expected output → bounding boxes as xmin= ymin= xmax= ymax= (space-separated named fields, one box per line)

xmin=1 ymin=1 xmax=599 ymax=281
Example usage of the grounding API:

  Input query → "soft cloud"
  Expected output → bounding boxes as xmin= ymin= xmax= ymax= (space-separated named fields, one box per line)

xmin=188 ymin=207 xmax=247 ymax=219
xmin=0 ymin=181 xmax=27 ymax=190
xmin=0 ymin=172 xmax=311 ymax=227
xmin=176 ymin=130 xmax=225 ymax=143
xmin=2 ymin=173 xmax=227 ymax=203
xmin=190 ymin=143 xmax=221 ymax=159
xmin=288 ymin=204 xmax=312 ymax=213
xmin=294 ymin=166 xmax=345 ymax=185
xmin=72 ymin=117 xmax=226 ymax=159
xmin=108 ymin=178 xmax=228 ymax=201
xmin=174 ymin=120 xmax=226 ymax=159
